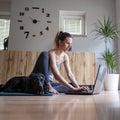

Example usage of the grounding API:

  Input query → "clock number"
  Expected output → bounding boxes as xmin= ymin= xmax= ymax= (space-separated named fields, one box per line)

xmin=42 ymin=8 xmax=44 ymax=13
xmin=25 ymin=7 xmax=29 ymax=11
xmin=32 ymin=35 xmax=36 ymax=37
xmin=19 ymin=12 xmax=24 ymax=16
xmin=32 ymin=7 xmax=40 ymax=9
xmin=46 ymin=27 xmax=49 ymax=31
xmin=24 ymin=31 xmax=29 ymax=39
xmin=18 ymin=20 xmax=23 ymax=22
xmin=20 ymin=26 xmax=24 ymax=30
xmin=47 ymin=21 xmax=52 ymax=23
xmin=46 ymin=13 xmax=50 ymax=17
xmin=40 ymin=31 xmax=43 ymax=36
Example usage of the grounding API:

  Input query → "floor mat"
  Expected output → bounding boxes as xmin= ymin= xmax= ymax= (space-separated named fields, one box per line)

xmin=0 ymin=92 xmax=54 ymax=96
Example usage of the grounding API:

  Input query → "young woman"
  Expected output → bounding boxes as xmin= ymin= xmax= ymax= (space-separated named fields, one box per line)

xmin=31 ymin=31 xmax=89 ymax=94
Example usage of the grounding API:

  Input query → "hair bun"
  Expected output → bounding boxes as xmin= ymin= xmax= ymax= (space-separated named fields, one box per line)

xmin=58 ymin=31 xmax=63 ymax=38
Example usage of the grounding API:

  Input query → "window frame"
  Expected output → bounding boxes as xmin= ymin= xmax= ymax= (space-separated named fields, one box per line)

xmin=59 ymin=10 xmax=87 ymax=36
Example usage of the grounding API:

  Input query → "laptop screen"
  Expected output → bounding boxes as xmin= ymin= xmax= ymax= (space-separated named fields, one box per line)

xmin=93 ymin=65 xmax=107 ymax=94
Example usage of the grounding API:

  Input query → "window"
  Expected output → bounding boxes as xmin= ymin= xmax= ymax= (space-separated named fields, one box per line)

xmin=59 ymin=10 xmax=87 ymax=36
xmin=0 ymin=19 xmax=10 ymax=50
xmin=0 ymin=12 xmax=10 ymax=50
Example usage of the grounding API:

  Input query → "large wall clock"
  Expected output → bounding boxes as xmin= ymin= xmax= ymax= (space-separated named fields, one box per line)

xmin=17 ymin=7 xmax=52 ymax=39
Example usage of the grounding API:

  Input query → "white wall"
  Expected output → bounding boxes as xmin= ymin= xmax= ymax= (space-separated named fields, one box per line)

xmin=9 ymin=0 xmax=115 ymax=56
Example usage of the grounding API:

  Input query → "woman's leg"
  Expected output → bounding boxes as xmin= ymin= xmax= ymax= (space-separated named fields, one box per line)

xmin=31 ymin=51 xmax=50 ymax=83
xmin=31 ymin=51 xmax=59 ymax=94
xmin=31 ymin=51 xmax=66 ymax=94
xmin=50 ymin=81 xmax=70 ymax=93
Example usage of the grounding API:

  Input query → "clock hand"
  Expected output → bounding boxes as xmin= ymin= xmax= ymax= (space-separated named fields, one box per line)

xmin=29 ymin=16 xmax=40 ymax=24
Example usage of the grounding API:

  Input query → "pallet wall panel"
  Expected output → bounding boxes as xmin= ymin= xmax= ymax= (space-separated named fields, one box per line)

xmin=0 ymin=51 xmax=95 ymax=85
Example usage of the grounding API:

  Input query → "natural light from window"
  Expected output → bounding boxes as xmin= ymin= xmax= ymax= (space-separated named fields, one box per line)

xmin=64 ymin=19 xmax=82 ymax=35
xmin=0 ymin=19 xmax=10 ymax=49
xmin=59 ymin=10 xmax=87 ymax=36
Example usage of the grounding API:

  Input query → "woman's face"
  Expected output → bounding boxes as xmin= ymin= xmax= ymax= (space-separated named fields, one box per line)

xmin=59 ymin=37 xmax=72 ymax=51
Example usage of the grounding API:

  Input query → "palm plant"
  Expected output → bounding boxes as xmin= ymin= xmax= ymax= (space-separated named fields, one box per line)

xmin=101 ymin=49 xmax=119 ymax=73
xmin=94 ymin=16 xmax=119 ymax=51
xmin=94 ymin=17 xmax=120 ymax=73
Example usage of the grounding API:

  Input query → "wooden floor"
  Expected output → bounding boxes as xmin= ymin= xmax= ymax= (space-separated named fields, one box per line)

xmin=0 ymin=91 xmax=120 ymax=120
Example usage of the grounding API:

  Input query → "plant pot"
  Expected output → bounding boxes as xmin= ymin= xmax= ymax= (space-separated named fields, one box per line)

xmin=104 ymin=74 xmax=119 ymax=91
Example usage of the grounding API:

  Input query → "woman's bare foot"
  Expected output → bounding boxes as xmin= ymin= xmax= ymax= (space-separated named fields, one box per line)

xmin=49 ymin=86 xmax=59 ymax=94
xmin=47 ymin=83 xmax=59 ymax=94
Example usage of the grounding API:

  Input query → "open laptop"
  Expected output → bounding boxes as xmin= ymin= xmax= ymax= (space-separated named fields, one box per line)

xmin=65 ymin=64 xmax=107 ymax=95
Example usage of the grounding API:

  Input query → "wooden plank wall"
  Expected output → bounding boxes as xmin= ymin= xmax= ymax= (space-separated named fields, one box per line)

xmin=60 ymin=52 xmax=96 ymax=85
xmin=0 ymin=50 xmax=96 ymax=85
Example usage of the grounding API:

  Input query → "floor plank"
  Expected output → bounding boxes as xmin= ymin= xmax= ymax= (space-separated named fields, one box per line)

xmin=0 ymin=91 xmax=120 ymax=120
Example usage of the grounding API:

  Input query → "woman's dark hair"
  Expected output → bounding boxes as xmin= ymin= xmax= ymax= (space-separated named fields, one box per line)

xmin=54 ymin=31 xmax=72 ymax=48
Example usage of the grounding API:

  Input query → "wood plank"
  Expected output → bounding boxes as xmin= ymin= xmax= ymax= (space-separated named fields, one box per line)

xmin=0 ymin=91 xmax=119 ymax=120
xmin=6 ymin=51 xmax=27 ymax=81
xmin=25 ymin=51 xmax=40 ymax=75
xmin=0 ymin=51 xmax=9 ymax=84
xmin=0 ymin=50 xmax=95 ymax=85
xmin=60 ymin=52 xmax=95 ymax=85
xmin=6 ymin=51 xmax=40 ymax=81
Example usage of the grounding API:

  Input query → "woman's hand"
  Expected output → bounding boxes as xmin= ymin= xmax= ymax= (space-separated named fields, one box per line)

xmin=72 ymin=86 xmax=90 ymax=92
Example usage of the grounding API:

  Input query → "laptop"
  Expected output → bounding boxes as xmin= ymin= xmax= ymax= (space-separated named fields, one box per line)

xmin=65 ymin=64 xmax=107 ymax=95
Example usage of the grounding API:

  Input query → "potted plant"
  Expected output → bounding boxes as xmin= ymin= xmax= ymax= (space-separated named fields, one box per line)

xmin=93 ymin=17 xmax=120 ymax=91
xmin=101 ymin=49 xmax=119 ymax=73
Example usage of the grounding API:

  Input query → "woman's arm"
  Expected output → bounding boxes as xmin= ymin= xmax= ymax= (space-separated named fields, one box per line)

xmin=63 ymin=54 xmax=79 ymax=88
xmin=49 ymin=51 xmax=89 ymax=92
xmin=49 ymin=51 xmax=76 ymax=90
